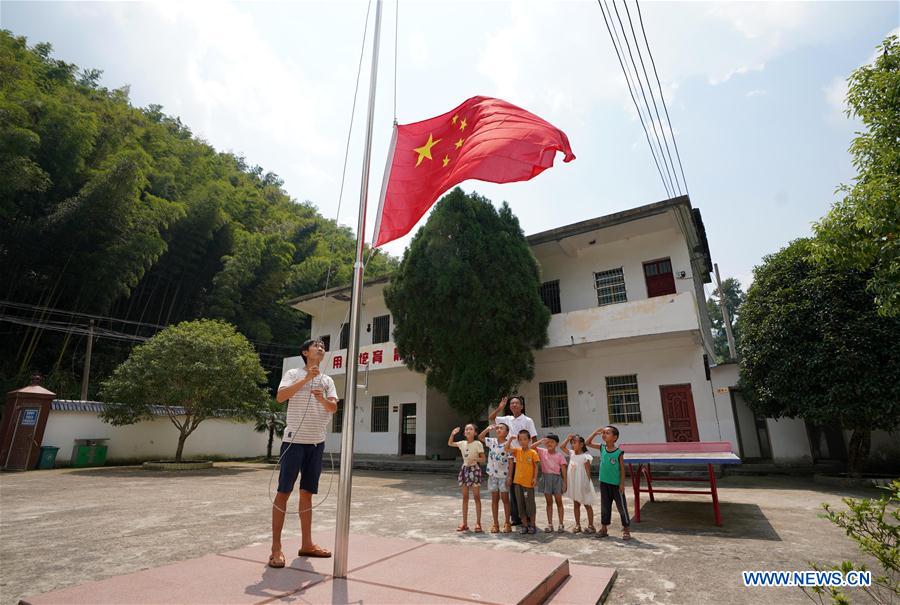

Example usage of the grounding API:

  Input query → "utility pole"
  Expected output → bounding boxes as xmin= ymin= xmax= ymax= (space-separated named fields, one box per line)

xmin=80 ymin=319 xmax=94 ymax=401
xmin=713 ymin=264 xmax=737 ymax=361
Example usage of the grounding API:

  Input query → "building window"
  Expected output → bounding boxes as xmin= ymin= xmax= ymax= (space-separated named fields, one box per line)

xmin=606 ymin=375 xmax=642 ymax=423
xmin=539 ymin=280 xmax=562 ymax=314
xmin=332 ymin=399 xmax=344 ymax=433
xmin=371 ymin=395 xmax=389 ymax=432
xmin=595 ymin=268 xmax=627 ymax=306
xmin=372 ymin=315 xmax=390 ymax=344
xmin=319 ymin=335 xmax=331 ymax=352
xmin=643 ymin=258 xmax=676 ymax=297
xmin=539 ymin=381 xmax=570 ymax=427
xmin=340 ymin=323 xmax=349 ymax=349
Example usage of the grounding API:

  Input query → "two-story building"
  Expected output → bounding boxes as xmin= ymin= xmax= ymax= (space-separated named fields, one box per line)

xmin=284 ymin=195 xmax=741 ymax=459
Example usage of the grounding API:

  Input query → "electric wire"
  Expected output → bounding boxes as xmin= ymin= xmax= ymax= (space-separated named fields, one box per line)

xmin=610 ymin=0 xmax=677 ymax=196
xmin=597 ymin=0 xmax=672 ymax=198
xmin=622 ymin=0 xmax=681 ymax=195
xmin=635 ymin=0 xmax=690 ymax=196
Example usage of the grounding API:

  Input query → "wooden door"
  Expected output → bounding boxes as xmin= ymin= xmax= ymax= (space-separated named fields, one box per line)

xmin=400 ymin=404 xmax=416 ymax=455
xmin=660 ymin=385 xmax=699 ymax=442
xmin=5 ymin=407 xmax=40 ymax=470
xmin=643 ymin=258 xmax=676 ymax=298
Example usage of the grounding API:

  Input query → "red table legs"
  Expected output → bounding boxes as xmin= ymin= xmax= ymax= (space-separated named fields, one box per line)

xmin=709 ymin=463 xmax=722 ymax=526
xmin=630 ymin=463 xmax=642 ymax=523
xmin=644 ymin=464 xmax=655 ymax=502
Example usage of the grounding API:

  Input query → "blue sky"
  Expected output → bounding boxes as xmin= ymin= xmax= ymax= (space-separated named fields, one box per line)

xmin=3 ymin=1 xmax=897 ymax=295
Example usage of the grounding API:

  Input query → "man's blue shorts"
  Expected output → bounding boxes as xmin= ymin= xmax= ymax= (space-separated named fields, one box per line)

xmin=277 ymin=441 xmax=325 ymax=494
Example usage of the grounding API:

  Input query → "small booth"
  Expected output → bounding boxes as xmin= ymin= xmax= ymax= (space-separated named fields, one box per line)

xmin=1 ymin=375 xmax=56 ymax=471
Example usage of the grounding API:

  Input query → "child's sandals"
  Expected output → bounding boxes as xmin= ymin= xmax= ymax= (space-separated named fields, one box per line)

xmin=585 ymin=525 xmax=596 ymax=534
xmin=623 ymin=528 xmax=632 ymax=541
xmin=519 ymin=526 xmax=529 ymax=535
xmin=490 ymin=523 xmax=500 ymax=534
xmin=572 ymin=525 xmax=582 ymax=534
xmin=474 ymin=523 xmax=484 ymax=533
xmin=502 ymin=522 xmax=512 ymax=533
xmin=456 ymin=523 xmax=469 ymax=532
xmin=543 ymin=525 xmax=554 ymax=533
xmin=597 ymin=526 xmax=609 ymax=538
xmin=556 ymin=524 xmax=565 ymax=533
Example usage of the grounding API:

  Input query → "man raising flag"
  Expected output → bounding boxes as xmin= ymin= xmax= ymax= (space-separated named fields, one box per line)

xmin=373 ymin=96 xmax=575 ymax=248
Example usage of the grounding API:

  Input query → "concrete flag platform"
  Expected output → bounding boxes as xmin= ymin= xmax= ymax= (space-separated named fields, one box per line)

xmin=21 ymin=532 xmax=616 ymax=605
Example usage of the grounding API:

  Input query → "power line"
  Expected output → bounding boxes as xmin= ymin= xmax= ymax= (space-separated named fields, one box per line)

xmin=610 ymin=0 xmax=677 ymax=196
xmin=635 ymin=0 xmax=690 ymax=196
xmin=0 ymin=300 xmax=302 ymax=352
xmin=598 ymin=0 xmax=672 ymax=198
xmin=622 ymin=0 xmax=681 ymax=195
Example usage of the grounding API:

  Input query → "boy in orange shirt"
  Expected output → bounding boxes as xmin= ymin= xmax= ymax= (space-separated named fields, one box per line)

xmin=504 ymin=429 xmax=541 ymax=534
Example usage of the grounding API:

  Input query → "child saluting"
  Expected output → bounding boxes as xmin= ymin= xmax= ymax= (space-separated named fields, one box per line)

xmin=478 ymin=422 xmax=513 ymax=533
xmin=586 ymin=425 xmax=631 ymax=540
xmin=504 ymin=429 xmax=541 ymax=534
xmin=448 ymin=424 xmax=486 ymax=533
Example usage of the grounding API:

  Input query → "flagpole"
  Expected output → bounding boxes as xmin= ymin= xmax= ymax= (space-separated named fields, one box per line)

xmin=333 ymin=0 xmax=383 ymax=579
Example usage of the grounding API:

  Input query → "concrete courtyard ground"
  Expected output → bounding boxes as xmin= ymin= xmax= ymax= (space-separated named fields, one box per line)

xmin=0 ymin=463 xmax=885 ymax=605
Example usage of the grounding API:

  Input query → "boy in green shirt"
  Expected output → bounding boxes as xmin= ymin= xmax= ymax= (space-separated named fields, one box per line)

xmin=586 ymin=425 xmax=631 ymax=540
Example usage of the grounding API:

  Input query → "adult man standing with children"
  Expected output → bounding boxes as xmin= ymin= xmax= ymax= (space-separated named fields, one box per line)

xmin=488 ymin=396 xmax=537 ymax=526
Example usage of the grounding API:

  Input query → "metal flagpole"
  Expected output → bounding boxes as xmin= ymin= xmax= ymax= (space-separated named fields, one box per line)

xmin=333 ymin=0 xmax=383 ymax=579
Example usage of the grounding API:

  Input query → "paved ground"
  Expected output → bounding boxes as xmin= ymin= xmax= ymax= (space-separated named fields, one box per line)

xmin=0 ymin=463 xmax=885 ymax=605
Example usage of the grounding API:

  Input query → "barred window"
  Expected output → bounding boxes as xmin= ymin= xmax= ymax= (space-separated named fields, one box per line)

xmin=594 ymin=268 xmax=627 ymax=306
xmin=340 ymin=323 xmax=349 ymax=349
xmin=606 ymin=375 xmax=642 ymax=423
xmin=320 ymin=335 xmax=331 ymax=352
xmin=371 ymin=396 xmax=389 ymax=432
xmin=539 ymin=381 xmax=570 ymax=427
xmin=332 ymin=399 xmax=344 ymax=433
xmin=372 ymin=315 xmax=390 ymax=344
xmin=539 ymin=280 xmax=562 ymax=314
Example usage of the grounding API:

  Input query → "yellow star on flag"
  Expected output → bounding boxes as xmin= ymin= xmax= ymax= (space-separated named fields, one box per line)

xmin=413 ymin=134 xmax=442 ymax=167
xmin=451 ymin=115 xmax=458 ymax=125
xmin=455 ymin=138 xmax=464 ymax=150
xmin=459 ymin=118 xmax=467 ymax=131
xmin=442 ymin=155 xmax=450 ymax=167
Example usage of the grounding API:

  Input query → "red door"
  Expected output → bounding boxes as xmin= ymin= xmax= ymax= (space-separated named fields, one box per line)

xmin=643 ymin=258 xmax=676 ymax=298
xmin=660 ymin=385 xmax=699 ymax=442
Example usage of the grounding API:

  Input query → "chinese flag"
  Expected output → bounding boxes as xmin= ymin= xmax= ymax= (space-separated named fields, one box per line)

xmin=373 ymin=96 xmax=575 ymax=247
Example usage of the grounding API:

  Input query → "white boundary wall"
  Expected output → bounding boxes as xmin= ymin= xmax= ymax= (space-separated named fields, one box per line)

xmin=42 ymin=411 xmax=268 ymax=464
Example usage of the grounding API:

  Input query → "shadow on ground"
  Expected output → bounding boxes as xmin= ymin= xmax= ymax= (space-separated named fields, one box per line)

xmin=65 ymin=465 xmax=262 ymax=479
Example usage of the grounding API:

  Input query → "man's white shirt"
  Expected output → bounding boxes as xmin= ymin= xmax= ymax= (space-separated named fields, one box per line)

xmin=495 ymin=413 xmax=538 ymax=448
xmin=278 ymin=367 xmax=337 ymax=445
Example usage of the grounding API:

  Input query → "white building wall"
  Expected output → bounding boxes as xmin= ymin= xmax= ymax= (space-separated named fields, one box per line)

xmin=522 ymin=334 xmax=733 ymax=449
xmin=42 ymin=413 xmax=267 ymax=464
xmin=324 ymin=370 xmax=428 ymax=455
xmin=534 ymin=225 xmax=696 ymax=315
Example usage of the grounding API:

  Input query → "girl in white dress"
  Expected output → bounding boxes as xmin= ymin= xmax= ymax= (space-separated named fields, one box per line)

xmin=561 ymin=434 xmax=597 ymax=533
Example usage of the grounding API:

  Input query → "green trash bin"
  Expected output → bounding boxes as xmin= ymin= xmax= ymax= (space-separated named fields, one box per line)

xmin=71 ymin=439 xmax=109 ymax=467
xmin=38 ymin=446 xmax=59 ymax=469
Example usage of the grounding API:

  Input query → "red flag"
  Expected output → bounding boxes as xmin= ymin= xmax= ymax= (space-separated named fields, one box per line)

xmin=373 ymin=96 xmax=575 ymax=248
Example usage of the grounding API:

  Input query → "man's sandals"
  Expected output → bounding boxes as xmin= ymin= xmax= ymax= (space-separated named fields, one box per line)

xmin=298 ymin=545 xmax=332 ymax=558
xmin=268 ymin=545 xmax=332 ymax=568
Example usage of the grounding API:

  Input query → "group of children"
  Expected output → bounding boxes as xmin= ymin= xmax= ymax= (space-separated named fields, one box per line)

xmin=448 ymin=423 xmax=632 ymax=540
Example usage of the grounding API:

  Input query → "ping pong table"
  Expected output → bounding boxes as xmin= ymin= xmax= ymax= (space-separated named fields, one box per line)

xmin=620 ymin=442 xmax=741 ymax=526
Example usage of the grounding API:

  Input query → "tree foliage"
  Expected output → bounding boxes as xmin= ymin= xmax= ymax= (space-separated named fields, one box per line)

xmin=0 ymin=32 xmax=395 ymax=396
xmin=737 ymin=239 xmax=900 ymax=474
xmin=804 ymin=480 xmax=899 ymax=605
xmin=706 ymin=276 xmax=745 ymax=362
xmin=814 ymin=34 xmax=900 ymax=317
xmin=384 ymin=188 xmax=550 ymax=420
xmin=99 ymin=319 xmax=269 ymax=461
